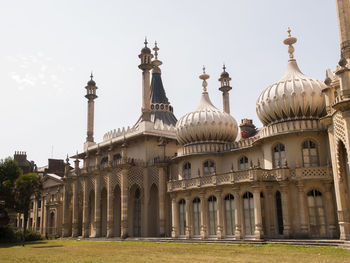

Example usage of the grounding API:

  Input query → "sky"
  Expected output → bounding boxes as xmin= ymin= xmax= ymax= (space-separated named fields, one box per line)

xmin=0 ymin=0 xmax=340 ymax=167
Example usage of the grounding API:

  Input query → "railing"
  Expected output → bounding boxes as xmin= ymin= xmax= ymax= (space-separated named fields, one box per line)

xmin=168 ymin=166 xmax=332 ymax=192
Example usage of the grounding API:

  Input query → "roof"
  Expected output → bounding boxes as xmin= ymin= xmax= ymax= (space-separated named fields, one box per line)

xmin=150 ymin=73 xmax=170 ymax=104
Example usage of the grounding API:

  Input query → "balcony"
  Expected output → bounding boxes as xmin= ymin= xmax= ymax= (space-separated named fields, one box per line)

xmin=168 ymin=166 xmax=332 ymax=192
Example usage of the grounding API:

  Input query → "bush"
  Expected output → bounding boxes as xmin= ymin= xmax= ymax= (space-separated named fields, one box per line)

xmin=0 ymin=225 xmax=43 ymax=243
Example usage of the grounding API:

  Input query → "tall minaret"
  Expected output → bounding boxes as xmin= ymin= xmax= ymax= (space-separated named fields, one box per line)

xmin=218 ymin=65 xmax=232 ymax=114
xmin=336 ymin=0 xmax=350 ymax=59
xmin=138 ymin=38 xmax=154 ymax=122
xmin=85 ymin=73 xmax=98 ymax=146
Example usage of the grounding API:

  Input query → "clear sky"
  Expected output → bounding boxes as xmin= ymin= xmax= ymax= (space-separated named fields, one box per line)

xmin=0 ymin=0 xmax=340 ymax=167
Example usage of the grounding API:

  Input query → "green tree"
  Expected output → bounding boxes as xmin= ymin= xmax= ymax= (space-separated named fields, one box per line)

xmin=14 ymin=173 xmax=42 ymax=246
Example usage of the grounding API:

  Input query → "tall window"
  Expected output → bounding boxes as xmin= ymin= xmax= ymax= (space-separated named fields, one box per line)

xmin=113 ymin=154 xmax=121 ymax=167
xmin=192 ymin=198 xmax=201 ymax=236
xmin=260 ymin=192 xmax=266 ymax=235
xmin=203 ymin=160 xmax=215 ymax=176
xmin=307 ymin=189 xmax=326 ymax=237
xmin=239 ymin=156 xmax=249 ymax=170
xmin=302 ymin=140 xmax=319 ymax=167
xmin=208 ymin=196 xmax=217 ymax=236
xmin=183 ymin=162 xmax=191 ymax=179
xmin=179 ymin=199 xmax=186 ymax=236
xmin=100 ymin=157 xmax=108 ymax=170
xmin=273 ymin=143 xmax=286 ymax=168
xmin=243 ymin=192 xmax=255 ymax=236
xmin=224 ymin=194 xmax=235 ymax=236
xmin=275 ymin=191 xmax=284 ymax=235
xmin=133 ymin=188 xmax=141 ymax=237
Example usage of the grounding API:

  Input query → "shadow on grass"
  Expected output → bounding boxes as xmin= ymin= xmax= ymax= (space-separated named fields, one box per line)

xmin=0 ymin=240 xmax=50 ymax=248
xmin=31 ymin=245 xmax=63 ymax=248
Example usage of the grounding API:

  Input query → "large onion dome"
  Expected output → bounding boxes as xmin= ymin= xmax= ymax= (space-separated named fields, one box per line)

xmin=176 ymin=68 xmax=238 ymax=146
xmin=256 ymin=29 xmax=326 ymax=126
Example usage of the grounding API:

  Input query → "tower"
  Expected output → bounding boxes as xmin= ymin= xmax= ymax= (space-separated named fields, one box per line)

xmin=336 ymin=0 xmax=350 ymax=59
xmin=138 ymin=38 xmax=154 ymax=122
xmin=218 ymin=65 xmax=232 ymax=114
xmin=85 ymin=73 xmax=98 ymax=148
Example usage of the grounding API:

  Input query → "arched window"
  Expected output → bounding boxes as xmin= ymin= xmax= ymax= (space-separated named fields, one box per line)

xmin=133 ymin=188 xmax=141 ymax=237
xmin=239 ymin=156 xmax=249 ymax=170
xmin=178 ymin=199 xmax=186 ymax=236
xmin=192 ymin=198 xmax=201 ymax=236
xmin=183 ymin=162 xmax=191 ymax=179
xmin=113 ymin=154 xmax=121 ymax=167
xmin=208 ymin=196 xmax=217 ymax=236
xmin=273 ymin=143 xmax=286 ymax=168
xmin=302 ymin=140 xmax=319 ymax=167
xmin=307 ymin=189 xmax=326 ymax=237
xmin=243 ymin=192 xmax=255 ymax=236
xmin=203 ymin=160 xmax=215 ymax=176
xmin=224 ymin=194 xmax=235 ymax=236
xmin=100 ymin=157 xmax=108 ymax=170
xmin=275 ymin=191 xmax=284 ymax=235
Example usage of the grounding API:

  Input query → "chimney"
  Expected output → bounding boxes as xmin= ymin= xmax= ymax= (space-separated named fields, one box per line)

xmin=240 ymin=119 xmax=256 ymax=139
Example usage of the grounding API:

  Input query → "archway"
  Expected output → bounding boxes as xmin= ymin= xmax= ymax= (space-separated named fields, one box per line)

xmin=100 ymin=188 xmax=107 ymax=237
xmin=129 ymin=185 xmax=142 ymax=237
xmin=148 ymin=184 xmax=159 ymax=237
xmin=113 ymin=185 xmax=121 ymax=237
xmin=243 ymin=192 xmax=254 ymax=237
xmin=338 ymin=140 xmax=350 ymax=207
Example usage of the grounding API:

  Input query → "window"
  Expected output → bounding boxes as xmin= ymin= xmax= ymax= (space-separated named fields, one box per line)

xmin=302 ymin=140 xmax=319 ymax=167
xmin=239 ymin=156 xmax=249 ymax=170
xmin=203 ymin=160 xmax=215 ymax=176
xmin=224 ymin=194 xmax=235 ymax=236
xmin=37 ymin=217 xmax=41 ymax=228
xmin=38 ymin=200 xmax=41 ymax=209
xmin=243 ymin=192 xmax=255 ymax=236
xmin=133 ymin=188 xmax=141 ymax=237
xmin=273 ymin=143 xmax=286 ymax=168
xmin=307 ymin=189 xmax=326 ymax=237
xmin=100 ymin=157 xmax=108 ymax=170
xmin=179 ymin=199 xmax=186 ymax=236
xmin=208 ymin=196 xmax=217 ymax=236
xmin=192 ymin=198 xmax=201 ymax=236
xmin=113 ymin=154 xmax=121 ymax=167
xmin=275 ymin=191 xmax=284 ymax=235
xmin=183 ymin=162 xmax=191 ymax=179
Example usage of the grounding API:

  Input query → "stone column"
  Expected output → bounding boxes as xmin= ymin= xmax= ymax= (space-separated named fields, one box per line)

xmin=199 ymin=192 xmax=207 ymax=239
xmin=265 ymin=186 xmax=274 ymax=238
xmin=82 ymin=178 xmax=89 ymax=238
xmin=280 ymin=183 xmax=291 ymax=237
xmin=185 ymin=195 xmax=191 ymax=239
xmin=106 ymin=175 xmax=114 ymax=238
xmin=72 ymin=179 xmax=79 ymax=237
xmin=40 ymin=197 xmax=44 ymax=234
xmin=61 ymin=183 xmax=70 ymax=237
xmin=253 ymin=186 xmax=263 ymax=239
xmin=158 ymin=165 xmax=167 ymax=237
xmin=94 ymin=175 xmax=101 ymax=237
xmin=142 ymin=168 xmax=149 ymax=237
xmin=171 ymin=195 xmax=178 ymax=238
xmin=215 ymin=190 xmax=224 ymax=239
xmin=233 ymin=188 xmax=242 ymax=239
xmin=43 ymin=197 xmax=48 ymax=236
xmin=336 ymin=0 xmax=350 ymax=59
xmin=324 ymin=182 xmax=337 ymax=238
xmin=296 ymin=181 xmax=308 ymax=237
xmin=120 ymin=168 xmax=129 ymax=238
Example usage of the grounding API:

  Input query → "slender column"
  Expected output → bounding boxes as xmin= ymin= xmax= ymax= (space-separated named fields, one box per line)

xmin=336 ymin=0 xmax=350 ymax=59
xmin=185 ymin=195 xmax=191 ymax=239
xmin=40 ymin=197 xmax=44 ymax=234
xmin=265 ymin=186 xmax=274 ymax=238
xmin=43 ymin=197 xmax=48 ymax=236
xmin=142 ymin=168 xmax=149 ymax=237
xmin=199 ymin=192 xmax=207 ymax=239
xmin=216 ymin=190 xmax=224 ymax=239
xmin=72 ymin=179 xmax=79 ymax=237
xmin=253 ymin=186 xmax=263 ymax=239
xmin=158 ymin=166 xmax=166 ymax=237
xmin=94 ymin=175 xmax=101 ymax=237
xmin=233 ymin=188 xmax=242 ymax=239
xmin=106 ymin=175 xmax=114 ymax=237
xmin=171 ymin=195 xmax=178 ymax=238
xmin=61 ymin=183 xmax=69 ymax=237
xmin=280 ymin=183 xmax=291 ymax=237
xmin=296 ymin=182 xmax=308 ymax=237
xmin=82 ymin=178 xmax=89 ymax=238
xmin=324 ymin=182 xmax=337 ymax=238
xmin=120 ymin=168 xmax=129 ymax=238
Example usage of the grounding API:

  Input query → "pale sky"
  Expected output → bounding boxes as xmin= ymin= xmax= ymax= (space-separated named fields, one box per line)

xmin=0 ymin=0 xmax=340 ymax=166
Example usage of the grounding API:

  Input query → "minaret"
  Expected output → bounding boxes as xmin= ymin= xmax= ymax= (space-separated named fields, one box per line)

xmin=138 ymin=38 xmax=154 ymax=122
xmin=218 ymin=65 xmax=232 ymax=114
xmin=336 ymin=0 xmax=350 ymax=59
xmin=85 ymin=73 xmax=98 ymax=147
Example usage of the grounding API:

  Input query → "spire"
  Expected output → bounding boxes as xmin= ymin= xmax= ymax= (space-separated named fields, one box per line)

xmin=85 ymin=73 xmax=98 ymax=144
xmin=199 ymin=66 xmax=209 ymax=93
xmin=283 ymin=28 xmax=297 ymax=60
xmin=152 ymin=41 xmax=163 ymax=74
xmin=218 ymin=64 xmax=232 ymax=114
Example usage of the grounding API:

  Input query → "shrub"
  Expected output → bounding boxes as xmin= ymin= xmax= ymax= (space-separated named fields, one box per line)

xmin=15 ymin=228 xmax=43 ymax=242
xmin=0 ymin=225 xmax=43 ymax=243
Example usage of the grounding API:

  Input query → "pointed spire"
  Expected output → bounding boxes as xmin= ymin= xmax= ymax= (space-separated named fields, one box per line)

xmin=144 ymin=37 xmax=148 ymax=47
xmin=152 ymin=41 xmax=162 ymax=73
xmin=199 ymin=66 xmax=209 ymax=92
xmin=90 ymin=71 xmax=93 ymax=80
xmin=153 ymin=41 xmax=159 ymax=60
xmin=283 ymin=27 xmax=297 ymax=60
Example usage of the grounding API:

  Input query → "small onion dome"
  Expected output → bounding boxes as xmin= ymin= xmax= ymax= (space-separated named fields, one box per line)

xmin=256 ymin=29 xmax=326 ymax=126
xmin=220 ymin=65 xmax=230 ymax=79
xmin=87 ymin=73 xmax=96 ymax=86
xmin=176 ymin=67 xmax=238 ymax=145
xmin=141 ymin=38 xmax=151 ymax=54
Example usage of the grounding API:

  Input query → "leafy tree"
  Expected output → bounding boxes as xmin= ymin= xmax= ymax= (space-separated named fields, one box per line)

xmin=14 ymin=173 xmax=42 ymax=246
xmin=0 ymin=158 xmax=23 ymax=210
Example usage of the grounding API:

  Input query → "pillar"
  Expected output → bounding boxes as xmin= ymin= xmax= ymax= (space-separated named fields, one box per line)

xmin=280 ymin=183 xmax=291 ymax=237
xmin=94 ymin=175 xmax=101 ymax=237
xmin=72 ymin=180 xmax=79 ymax=237
xmin=106 ymin=175 xmax=114 ymax=238
xmin=171 ymin=195 xmax=178 ymax=238
xmin=61 ymin=183 xmax=70 ymax=237
xmin=233 ymin=188 xmax=242 ymax=239
xmin=121 ymin=168 xmax=129 ymax=238
xmin=158 ymin=166 xmax=167 ymax=236
xmin=253 ymin=186 xmax=263 ymax=239
xmin=324 ymin=182 xmax=337 ymax=238
xmin=43 ymin=197 xmax=47 ymax=236
xmin=82 ymin=179 xmax=89 ymax=238
xmin=40 ymin=197 xmax=44 ymax=234
xmin=216 ymin=190 xmax=224 ymax=239
xmin=185 ymin=195 xmax=191 ymax=239
xmin=265 ymin=186 xmax=274 ymax=237
xmin=199 ymin=192 xmax=207 ymax=239
xmin=296 ymin=182 xmax=308 ymax=237
xmin=142 ymin=168 xmax=149 ymax=237
xmin=336 ymin=0 xmax=350 ymax=59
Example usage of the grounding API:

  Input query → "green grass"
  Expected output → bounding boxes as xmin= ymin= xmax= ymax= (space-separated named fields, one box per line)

xmin=0 ymin=240 xmax=350 ymax=263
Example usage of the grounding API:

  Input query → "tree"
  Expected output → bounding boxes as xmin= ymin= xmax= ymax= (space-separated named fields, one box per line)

xmin=14 ymin=173 xmax=42 ymax=246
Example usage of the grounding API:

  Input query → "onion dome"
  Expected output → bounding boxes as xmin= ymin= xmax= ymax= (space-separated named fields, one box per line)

xmin=176 ymin=67 xmax=238 ymax=145
xmin=87 ymin=72 xmax=96 ymax=86
xmin=141 ymin=38 xmax=151 ymax=54
xmin=256 ymin=28 xmax=326 ymax=126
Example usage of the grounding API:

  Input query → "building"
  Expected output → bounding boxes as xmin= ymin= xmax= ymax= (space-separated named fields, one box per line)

xmin=28 ymin=0 xmax=350 ymax=240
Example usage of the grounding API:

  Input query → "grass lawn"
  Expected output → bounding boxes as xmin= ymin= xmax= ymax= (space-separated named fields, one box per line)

xmin=1 ymin=240 xmax=350 ymax=263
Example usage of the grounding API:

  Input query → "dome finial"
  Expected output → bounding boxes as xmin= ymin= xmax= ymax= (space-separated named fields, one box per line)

xmin=223 ymin=64 xmax=226 ymax=72
xmin=144 ymin=37 xmax=148 ymax=47
xmin=283 ymin=27 xmax=297 ymax=60
xmin=199 ymin=66 xmax=209 ymax=92
xmin=90 ymin=71 xmax=94 ymax=80
xmin=153 ymin=41 xmax=159 ymax=60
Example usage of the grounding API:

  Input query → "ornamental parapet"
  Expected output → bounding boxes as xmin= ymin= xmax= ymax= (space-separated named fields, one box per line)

xmin=167 ymin=166 xmax=332 ymax=192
